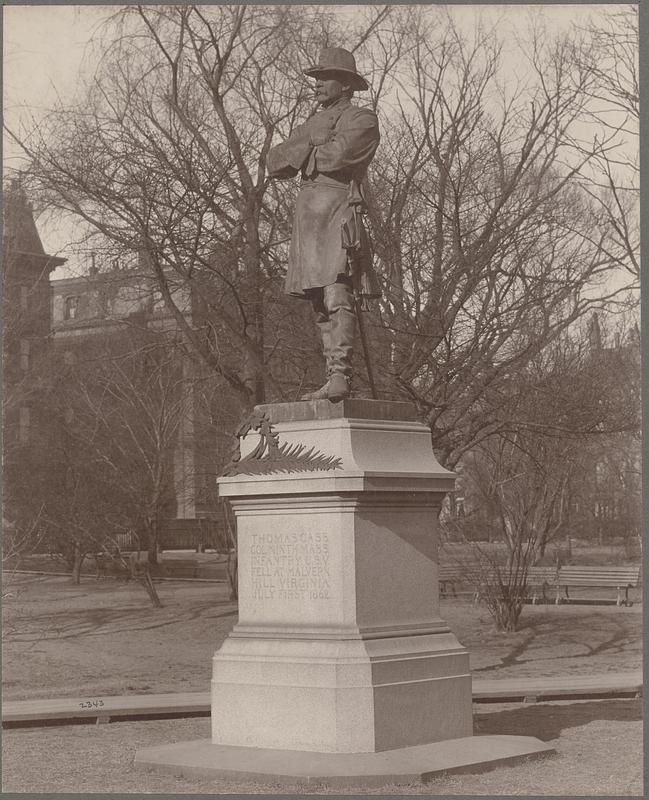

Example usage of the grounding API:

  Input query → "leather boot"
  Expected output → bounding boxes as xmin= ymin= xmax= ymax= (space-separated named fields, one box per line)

xmin=302 ymin=302 xmax=331 ymax=401
xmin=301 ymin=371 xmax=350 ymax=402
xmin=314 ymin=309 xmax=332 ymax=377
xmin=301 ymin=282 xmax=355 ymax=402
xmin=326 ymin=282 xmax=355 ymax=383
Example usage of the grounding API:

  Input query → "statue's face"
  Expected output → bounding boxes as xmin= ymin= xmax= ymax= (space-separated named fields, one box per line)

xmin=314 ymin=73 xmax=350 ymax=106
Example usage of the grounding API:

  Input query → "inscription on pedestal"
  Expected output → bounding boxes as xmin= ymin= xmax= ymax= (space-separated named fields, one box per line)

xmin=250 ymin=531 xmax=331 ymax=601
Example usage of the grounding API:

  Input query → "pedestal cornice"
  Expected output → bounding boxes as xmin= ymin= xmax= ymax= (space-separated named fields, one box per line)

xmin=218 ymin=400 xmax=455 ymax=498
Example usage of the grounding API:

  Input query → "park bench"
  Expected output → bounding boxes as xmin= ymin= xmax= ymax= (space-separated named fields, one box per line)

xmin=95 ymin=553 xmax=131 ymax=579
xmin=471 ymin=566 xmax=505 ymax=606
xmin=158 ymin=516 xmax=228 ymax=553
xmin=439 ymin=560 xmax=564 ymax=605
xmin=96 ymin=551 xmax=158 ymax=577
xmin=438 ymin=559 xmax=503 ymax=604
xmin=439 ymin=562 xmax=488 ymax=600
xmin=438 ymin=564 xmax=464 ymax=597
xmin=554 ymin=565 xmax=640 ymax=607
xmin=160 ymin=558 xmax=199 ymax=579
xmin=472 ymin=565 xmax=557 ymax=606
xmin=526 ymin=566 xmax=559 ymax=604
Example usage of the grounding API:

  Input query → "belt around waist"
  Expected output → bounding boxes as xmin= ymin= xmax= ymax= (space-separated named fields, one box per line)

xmin=300 ymin=178 xmax=349 ymax=191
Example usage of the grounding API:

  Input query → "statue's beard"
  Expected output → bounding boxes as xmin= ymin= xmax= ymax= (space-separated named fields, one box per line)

xmin=318 ymin=94 xmax=339 ymax=107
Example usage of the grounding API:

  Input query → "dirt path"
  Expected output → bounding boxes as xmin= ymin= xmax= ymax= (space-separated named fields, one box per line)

xmin=2 ymin=699 xmax=642 ymax=795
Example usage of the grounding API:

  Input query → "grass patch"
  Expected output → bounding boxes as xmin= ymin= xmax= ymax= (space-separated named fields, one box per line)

xmin=2 ymin=574 xmax=642 ymax=700
xmin=2 ymin=573 xmax=643 ymax=795
xmin=2 ymin=576 xmax=236 ymax=700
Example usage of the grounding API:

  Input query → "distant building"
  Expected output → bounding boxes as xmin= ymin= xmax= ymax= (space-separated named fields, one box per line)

xmin=3 ymin=184 xmax=231 ymax=551
xmin=3 ymin=182 xmax=66 ymax=537
xmin=50 ymin=262 xmax=205 ymax=524
xmin=3 ymin=181 xmax=66 ymax=439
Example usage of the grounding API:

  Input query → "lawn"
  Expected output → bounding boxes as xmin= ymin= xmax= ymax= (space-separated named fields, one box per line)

xmin=1 ymin=572 xmax=643 ymax=794
xmin=3 ymin=575 xmax=237 ymax=700
xmin=2 ymin=573 xmax=641 ymax=700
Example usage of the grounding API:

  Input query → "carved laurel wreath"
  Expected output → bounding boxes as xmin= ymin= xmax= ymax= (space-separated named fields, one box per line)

xmin=222 ymin=410 xmax=342 ymax=477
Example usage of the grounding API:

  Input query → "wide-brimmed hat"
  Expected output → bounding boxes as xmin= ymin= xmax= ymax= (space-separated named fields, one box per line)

xmin=304 ymin=47 xmax=369 ymax=91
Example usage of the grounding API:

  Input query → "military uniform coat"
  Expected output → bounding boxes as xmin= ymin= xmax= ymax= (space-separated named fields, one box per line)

xmin=267 ymin=97 xmax=380 ymax=298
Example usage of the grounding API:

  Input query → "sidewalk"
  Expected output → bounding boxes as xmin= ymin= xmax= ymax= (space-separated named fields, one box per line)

xmin=3 ymin=671 xmax=642 ymax=727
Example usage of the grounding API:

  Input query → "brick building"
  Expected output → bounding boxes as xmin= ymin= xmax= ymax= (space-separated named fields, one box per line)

xmin=3 ymin=185 xmax=233 ymax=553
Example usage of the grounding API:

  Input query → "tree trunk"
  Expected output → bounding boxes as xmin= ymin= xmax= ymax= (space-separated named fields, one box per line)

xmin=241 ymin=348 xmax=265 ymax=404
xmin=129 ymin=553 xmax=163 ymax=608
xmin=227 ymin=550 xmax=238 ymax=602
xmin=537 ymin=536 xmax=547 ymax=560
xmin=223 ymin=502 xmax=238 ymax=601
xmin=497 ymin=599 xmax=525 ymax=632
xmin=565 ymin=534 xmax=572 ymax=560
xmin=71 ymin=542 xmax=84 ymax=585
xmin=141 ymin=571 xmax=163 ymax=608
xmin=147 ymin=519 xmax=159 ymax=565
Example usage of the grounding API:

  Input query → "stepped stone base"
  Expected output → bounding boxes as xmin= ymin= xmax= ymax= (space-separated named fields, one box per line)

xmin=211 ymin=631 xmax=472 ymax=753
xmin=136 ymin=400 xmax=554 ymax=783
xmin=135 ymin=735 xmax=555 ymax=788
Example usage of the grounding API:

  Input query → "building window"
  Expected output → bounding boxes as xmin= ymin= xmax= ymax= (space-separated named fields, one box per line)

xmin=19 ymin=407 xmax=30 ymax=443
xmin=64 ymin=296 xmax=80 ymax=320
xmin=20 ymin=340 xmax=30 ymax=371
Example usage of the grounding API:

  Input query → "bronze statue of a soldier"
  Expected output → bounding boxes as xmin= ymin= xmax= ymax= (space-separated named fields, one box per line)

xmin=268 ymin=47 xmax=380 ymax=402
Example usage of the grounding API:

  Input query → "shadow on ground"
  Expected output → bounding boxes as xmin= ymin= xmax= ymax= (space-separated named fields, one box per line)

xmin=4 ymin=598 xmax=237 ymax=643
xmin=474 ymin=697 xmax=641 ymax=741
xmin=470 ymin=608 xmax=640 ymax=675
xmin=9 ymin=607 xmax=237 ymax=643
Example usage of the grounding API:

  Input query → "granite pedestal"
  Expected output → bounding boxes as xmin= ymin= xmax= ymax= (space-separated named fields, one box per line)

xmin=136 ymin=400 xmax=554 ymax=783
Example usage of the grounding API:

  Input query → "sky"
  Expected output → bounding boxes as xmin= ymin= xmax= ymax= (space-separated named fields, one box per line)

xmin=4 ymin=5 xmax=117 ymax=275
xmin=3 ymin=3 xmax=602 ymax=122
xmin=2 ymin=3 xmax=630 ymax=277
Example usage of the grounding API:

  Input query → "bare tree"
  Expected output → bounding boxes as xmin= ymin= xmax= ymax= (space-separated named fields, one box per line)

xmin=360 ymin=10 xmax=634 ymax=467
xmin=452 ymin=435 xmax=572 ymax=631
xmin=55 ymin=325 xmax=209 ymax=566
xmin=445 ymin=317 xmax=640 ymax=630
xmin=4 ymin=5 xmax=637 ymax=470
xmin=6 ymin=5 xmax=392 ymax=405
xmin=572 ymin=6 xmax=639 ymax=286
